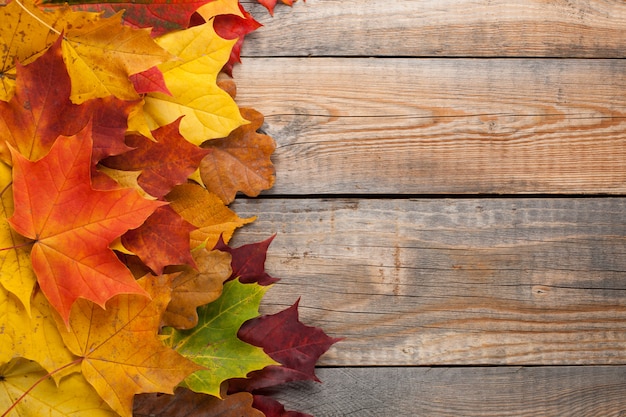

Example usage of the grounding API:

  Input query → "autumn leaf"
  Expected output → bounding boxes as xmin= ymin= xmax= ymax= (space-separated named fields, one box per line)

xmin=0 ymin=38 xmax=133 ymax=165
xmin=141 ymin=22 xmax=246 ymax=145
xmin=213 ymin=4 xmax=262 ymax=76
xmin=214 ymin=234 xmax=279 ymax=286
xmin=58 ymin=275 xmax=202 ymax=417
xmin=166 ymin=182 xmax=254 ymax=250
xmin=134 ymin=388 xmax=265 ymax=417
xmin=229 ymin=299 xmax=340 ymax=392
xmin=122 ymin=206 xmax=198 ymax=275
xmin=162 ymin=279 xmax=278 ymax=397
xmin=162 ymin=247 xmax=232 ymax=329
xmin=102 ymin=119 xmax=211 ymax=199
xmin=8 ymin=125 xmax=164 ymax=323
xmin=200 ymin=107 xmax=276 ymax=204
xmin=0 ymin=358 xmax=118 ymax=417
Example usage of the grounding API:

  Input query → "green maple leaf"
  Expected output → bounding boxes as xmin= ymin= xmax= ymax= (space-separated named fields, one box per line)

xmin=162 ymin=279 xmax=278 ymax=397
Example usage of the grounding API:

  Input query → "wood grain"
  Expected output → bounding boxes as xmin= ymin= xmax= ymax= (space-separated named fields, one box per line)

xmin=232 ymin=57 xmax=626 ymax=195
xmin=230 ymin=198 xmax=626 ymax=366
xmin=241 ymin=0 xmax=626 ymax=58
xmin=269 ymin=366 xmax=626 ymax=417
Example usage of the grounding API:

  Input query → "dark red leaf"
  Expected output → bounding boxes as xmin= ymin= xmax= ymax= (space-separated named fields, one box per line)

xmin=122 ymin=205 xmax=197 ymax=275
xmin=214 ymin=235 xmax=279 ymax=285
xmin=130 ymin=66 xmax=172 ymax=95
xmin=102 ymin=118 xmax=210 ymax=199
xmin=229 ymin=299 xmax=340 ymax=392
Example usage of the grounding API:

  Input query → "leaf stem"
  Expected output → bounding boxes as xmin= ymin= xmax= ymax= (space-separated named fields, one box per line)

xmin=13 ymin=0 xmax=62 ymax=36
xmin=1 ymin=358 xmax=83 ymax=417
xmin=0 ymin=241 xmax=33 ymax=252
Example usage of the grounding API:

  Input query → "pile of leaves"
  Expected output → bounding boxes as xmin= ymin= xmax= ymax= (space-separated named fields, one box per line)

xmin=0 ymin=0 xmax=338 ymax=415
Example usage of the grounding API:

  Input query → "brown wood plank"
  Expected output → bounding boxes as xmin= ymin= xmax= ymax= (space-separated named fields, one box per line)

xmin=269 ymin=366 xmax=626 ymax=417
xmin=232 ymin=57 xmax=626 ymax=195
xmin=230 ymin=198 xmax=626 ymax=366
xmin=241 ymin=0 xmax=626 ymax=58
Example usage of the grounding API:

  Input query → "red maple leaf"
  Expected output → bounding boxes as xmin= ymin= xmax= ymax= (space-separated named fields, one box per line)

xmin=8 ymin=125 xmax=164 ymax=324
xmin=229 ymin=299 xmax=340 ymax=392
xmin=214 ymin=4 xmax=262 ymax=76
xmin=102 ymin=119 xmax=210 ymax=199
xmin=122 ymin=205 xmax=197 ymax=275
xmin=0 ymin=37 xmax=134 ymax=165
xmin=214 ymin=235 xmax=279 ymax=285
xmin=256 ymin=0 xmax=296 ymax=16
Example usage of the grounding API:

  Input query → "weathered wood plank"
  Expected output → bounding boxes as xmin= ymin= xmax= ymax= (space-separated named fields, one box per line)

xmin=232 ymin=58 xmax=626 ymax=195
xmin=241 ymin=0 xmax=626 ymax=58
xmin=269 ymin=366 xmax=626 ymax=417
xmin=230 ymin=198 xmax=626 ymax=366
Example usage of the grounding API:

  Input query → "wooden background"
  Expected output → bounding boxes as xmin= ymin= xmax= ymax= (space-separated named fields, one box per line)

xmin=231 ymin=1 xmax=626 ymax=415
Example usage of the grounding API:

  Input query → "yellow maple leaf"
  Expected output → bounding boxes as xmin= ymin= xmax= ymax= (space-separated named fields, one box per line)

xmin=57 ymin=275 xmax=202 ymax=417
xmin=166 ymin=183 xmax=255 ymax=249
xmin=196 ymin=0 xmax=244 ymax=21
xmin=62 ymin=11 xmax=171 ymax=103
xmin=141 ymin=22 xmax=246 ymax=146
xmin=0 ymin=358 xmax=117 ymax=417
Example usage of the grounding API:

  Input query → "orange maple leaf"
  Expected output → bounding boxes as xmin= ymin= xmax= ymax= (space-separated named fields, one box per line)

xmin=8 ymin=124 xmax=164 ymax=324
xmin=59 ymin=275 xmax=202 ymax=417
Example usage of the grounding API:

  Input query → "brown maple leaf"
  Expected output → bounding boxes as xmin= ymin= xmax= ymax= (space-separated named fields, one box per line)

xmin=200 ymin=108 xmax=276 ymax=204
xmin=161 ymin=247 xmax=232 ymax=329
xmin=8 ymin=125 xmax=164 ymax=323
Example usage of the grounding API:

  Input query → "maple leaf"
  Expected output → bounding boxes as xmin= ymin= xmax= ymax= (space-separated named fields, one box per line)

xmin=0 ymin=358 xmax=118 ymax=417
xmin=8 ymin=125 xmax=164 ymax=323
xmin=58 ymin=275 xmax=202 ymax=417
xmin=162 ymin=247 xmax=232 ymax=329
xmin=162 ymin=279 xmax=278 ymax=397
xmin=200 ymin=107 xmax=276 ymax=204
xmin=212 ymin=3 xmax=262 ymax=76
xmin=0 ymin=38 xmax=134 ymax=165
xmin=103 ymin=119 xmax=211 ymax=199
xmin=166 ymin=182 xmax=255 ymax=250
xmin=122 ymin=206 xmax=198 ymax=275
xmin=214 ymin=235 xmax=279 ymax=286
xmin=229 ymin=299 xmax=340 ymax=392
xmin=134 ymin=388 xmax=265 ymax=417
xmin=141 ymin=22 xmax=246 ymax=145
xmin=251 ymin=394 xmax=312 ymax=417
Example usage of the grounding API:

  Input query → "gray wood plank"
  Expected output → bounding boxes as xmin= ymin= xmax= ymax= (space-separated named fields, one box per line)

xmin=241 ymin=0 xmax=626 ymax=58
xmin=268 ymin=366 xmax=626 ymax=417
xmin=232 ymin=58 xmax=626 ymax=195
xmin=230 ymin=198 xmax=626 ymax=366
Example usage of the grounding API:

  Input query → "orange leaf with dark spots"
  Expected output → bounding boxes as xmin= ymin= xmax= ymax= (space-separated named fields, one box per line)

xmin=200 ymin=108 xmax=275 ymax=204
xmin=8 ymin=125 xmax=164 ymax=324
